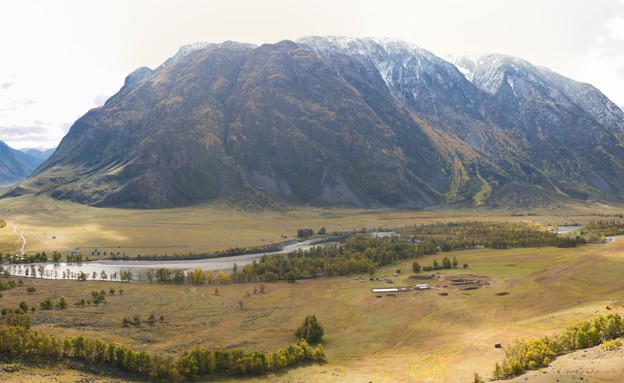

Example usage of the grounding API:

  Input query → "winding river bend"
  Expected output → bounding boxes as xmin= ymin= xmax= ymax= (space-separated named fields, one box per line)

xmin=4 ymin=238 xmax=339 ymax=282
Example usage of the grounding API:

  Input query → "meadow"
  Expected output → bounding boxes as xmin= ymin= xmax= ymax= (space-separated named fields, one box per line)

xmin=0 ymin=195 xmax=624 ymax=382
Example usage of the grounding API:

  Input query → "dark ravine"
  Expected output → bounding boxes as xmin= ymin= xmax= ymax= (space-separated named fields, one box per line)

xmin=6 ymin=37 xmax=624 ymax=208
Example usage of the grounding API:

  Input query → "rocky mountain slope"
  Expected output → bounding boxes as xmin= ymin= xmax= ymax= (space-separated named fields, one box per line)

xmin=6 ymin=37 xmax=624 ymax=208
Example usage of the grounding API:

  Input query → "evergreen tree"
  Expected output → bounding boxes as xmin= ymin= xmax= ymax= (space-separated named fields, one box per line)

xmin=412 ymin=261 xmax=421 ymax=273
xmin=295 ymin=315 xmax=324 ymax=344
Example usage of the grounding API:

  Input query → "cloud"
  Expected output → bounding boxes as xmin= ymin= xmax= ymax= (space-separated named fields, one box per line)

xmin=1 ymin=82 xmax=12 ymax=90
xmin=0 ymin=123 xmax=49 ymax=140
xmin=572 ymin=4 xmax=624 ymax=105
xmin=0 ymin=121 xmax=64 ymax=148
xmin=23 ymin=99 xmax=35 ymax=105
xmin=93 ymin=94 xmax=110 ymax=107
xmin=607 ymin=17 xmax=624 ymax=40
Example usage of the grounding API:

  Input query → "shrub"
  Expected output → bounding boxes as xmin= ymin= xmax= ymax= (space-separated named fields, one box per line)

xmin=600 ymin=338 xmax=623 ymax=351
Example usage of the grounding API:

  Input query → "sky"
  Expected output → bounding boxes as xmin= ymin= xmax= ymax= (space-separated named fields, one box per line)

xmin=1 ymin=0 xmax=624 ymax=149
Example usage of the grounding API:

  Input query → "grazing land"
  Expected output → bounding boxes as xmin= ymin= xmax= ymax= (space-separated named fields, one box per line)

xmin=0 ymin=195 xmax=624 ymax=382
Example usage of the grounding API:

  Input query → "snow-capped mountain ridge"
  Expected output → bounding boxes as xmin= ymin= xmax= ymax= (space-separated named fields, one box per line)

xmin=8 ymin=36 xmax=624 ymax=208
xmin=452 ymin=53 xmax=624 ymax=135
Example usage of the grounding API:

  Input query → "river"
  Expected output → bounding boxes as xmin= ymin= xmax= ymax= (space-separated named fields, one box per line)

xmin=3 ymin=238 xmax=340 ymax=282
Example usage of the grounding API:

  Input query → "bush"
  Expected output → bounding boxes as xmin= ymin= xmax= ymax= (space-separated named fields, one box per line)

xmin=600 ymin=338 xmax=623 ymax=351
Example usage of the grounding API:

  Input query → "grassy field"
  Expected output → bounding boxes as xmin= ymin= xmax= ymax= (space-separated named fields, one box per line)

xmin=0 ymin=194 xmax=621 ymax=257
xmin=1 ymin=195 xmax=624 ymax=382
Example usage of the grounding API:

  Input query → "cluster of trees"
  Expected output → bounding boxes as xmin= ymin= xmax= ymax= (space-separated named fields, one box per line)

xmin=65 ymin=253 xmax=85 ymax=262
xmin=38 ymin=296 xmax=68 ymax=310
xmin=0 ymin=323 xmax=325 ymax=382
xmin=229 ymin=234 xmax=466 ymax=282
xmin=123 ymin=314 xmax=163 ymax=327
xmin=399 ymin=221 xmax=586 ymax=249
xmin=215 ymin=234 xmax=444 ymax=283
xmin=297 ymin=228 xmax=315 ymax=239
xmin=493 ymin=313 xmax=624 ymax=379
xmin=581 ymin=220 xmax=624 ymax=237
xmin=0 ymin=278 xmax=16 ymax=291
xmin=75 ymin=288 xmax=120 ymax=307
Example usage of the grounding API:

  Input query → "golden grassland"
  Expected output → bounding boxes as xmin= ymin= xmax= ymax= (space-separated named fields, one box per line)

xmin=0 ymin=195 xmax=624 ymax=382
xmin=0 ymin=194 xmax=621 ymax=257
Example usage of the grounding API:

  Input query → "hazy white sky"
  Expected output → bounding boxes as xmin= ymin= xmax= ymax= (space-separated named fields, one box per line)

xmin=1 ymin=0 xmax=624 ymax=149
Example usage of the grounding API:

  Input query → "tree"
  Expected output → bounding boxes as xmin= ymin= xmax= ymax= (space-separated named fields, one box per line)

xmin=296 ymin=229 xmax=314 ymax=238
xmin=205 ymin=270 xmax=215 ymax=284
xmin=295 ymin=315 xmax=324 ymax=344
xmin=218 ymin=270 xmax=231 ymax=284
xmin=442 ymin=257 xmax=452 ymax=269
xmin=40 ymin=299 xmax=53 ymax=310
xmin=284 ymin=271 xmax=297 ymax=283
xmin=412 ymin=261 xmax=421 ymax=273
xmin=58 ymin=296 xmax=69 ymax=309
xmin=313 ymin=344 xmax=326 ymax=361
xmin=452 ymin=256 xmax=458 ymax=268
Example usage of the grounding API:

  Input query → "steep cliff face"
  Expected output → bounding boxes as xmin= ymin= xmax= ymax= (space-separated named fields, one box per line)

xmin=8 ymin=38 xmax=624 ymax=208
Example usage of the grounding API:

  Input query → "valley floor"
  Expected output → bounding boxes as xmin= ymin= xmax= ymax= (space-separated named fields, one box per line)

xmin=1 ymin=196 xmax=624 ymax=382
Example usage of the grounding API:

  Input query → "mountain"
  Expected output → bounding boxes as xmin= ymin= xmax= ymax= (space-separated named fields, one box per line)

xmin=452 ymin=54 xmax=624 ymax=200
xmin=20 ymin=147 xmax=56 ymax=161
xmin=0 ymin=141 xmax=44 ymax=185
xmin=6 ymin=37 xmax=624 ymax=208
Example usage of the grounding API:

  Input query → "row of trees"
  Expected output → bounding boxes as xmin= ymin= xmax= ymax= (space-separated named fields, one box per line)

xmin=0 ymin=251 xmax=62 ymax=264
xmin=0 ymin=322 xmax=325 ymax=382
xmin=399 ymin=221 xmax=587 ymax=249
xmin=413 ymin=256 xmax=465 ymax=273
xmin=142 ymin=268 xmax=232 ymax=284
xmin=581 ymin=220 xmax=624 ymax=237
xmin=493 ymin=313 xmax=624 ymax=379
xmin=112 ymin=243 xmax=283 ymax=261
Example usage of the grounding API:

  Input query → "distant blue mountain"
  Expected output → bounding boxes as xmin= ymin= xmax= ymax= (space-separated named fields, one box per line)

xmin=0 ymin=141 xmax=44 ymax=185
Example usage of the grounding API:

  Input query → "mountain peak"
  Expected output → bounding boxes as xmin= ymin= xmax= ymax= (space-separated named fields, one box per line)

xmin=6 ymin=38 xmax=624 ymax=208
